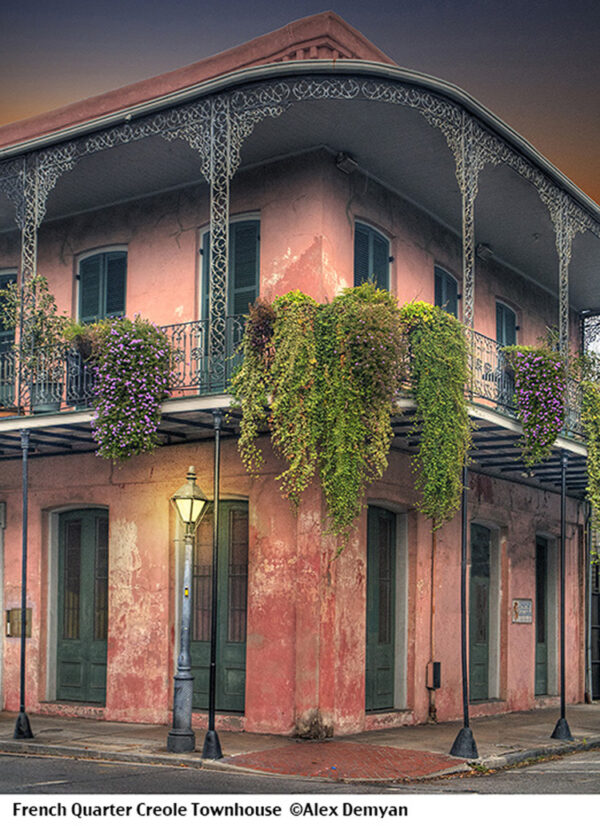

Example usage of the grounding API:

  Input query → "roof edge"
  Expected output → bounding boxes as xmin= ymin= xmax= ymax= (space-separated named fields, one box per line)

xmin=0 ymin=11 xmax=394 ymax=150
xmin=1 ymin=59 xmax=597 ymax=221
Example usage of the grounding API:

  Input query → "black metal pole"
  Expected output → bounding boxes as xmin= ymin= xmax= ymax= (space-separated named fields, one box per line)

xmin=450 ymin=464 xmax=478 ymax=758
xmin=202 ymin=409 xmax=223 ymax=759
xmin=14 ymin=429 xmax=33 ymax=739
xmin=551 ymin=451 xmax=573 ymax=740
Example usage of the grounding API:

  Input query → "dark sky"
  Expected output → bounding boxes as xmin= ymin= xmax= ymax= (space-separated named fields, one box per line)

xmin=1 ymin=0 xmax=598 ymax=202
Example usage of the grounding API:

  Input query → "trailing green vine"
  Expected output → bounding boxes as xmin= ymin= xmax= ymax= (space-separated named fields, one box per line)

xmin=231 ymin=284 xmax=405 ymax=540
xmin=318 ymin=284 xmax=405 ymax=536
xmin=399 ymin=301 xmax=472 ymax=529
xmin=503 ymin=345 xmax=567 ymax=466
xmin=269 ymin=292 xmax=321 ymax=504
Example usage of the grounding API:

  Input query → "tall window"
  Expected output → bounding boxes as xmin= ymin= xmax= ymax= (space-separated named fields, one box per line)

xmin=354 ymin=223 xmax=390 ymax=290
xmin=78 ymin=250 xmax=126 ymax=323
xmin=202 ymin=220 xmax=260 ymax=318
xmin=496 ymin=302 xmax=517 ymax=346
xmin=434 ymin=266 xmax=458 ymax=318
xmin=0 ymin=272 xmax=17 ymax=352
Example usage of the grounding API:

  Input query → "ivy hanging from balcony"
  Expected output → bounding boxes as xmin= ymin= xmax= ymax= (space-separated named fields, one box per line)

xmin=503 ymin=345 xmax=567 ymax=466
xmin=87 ymin=317 xmax=173 ymax=461
xmin=399 ymin=301 xmax=472 ymax=530
xmin=232 ymin=288 xmax=473 ymax=539
xmin=231 ymin=284 xmax=405 ymax=541
xmin=575 ymin=352 xmax=600 ymax=564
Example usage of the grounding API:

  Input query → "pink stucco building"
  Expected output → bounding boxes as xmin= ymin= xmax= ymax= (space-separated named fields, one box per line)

xmin=0 ymin=13 xmax=598 ymax=741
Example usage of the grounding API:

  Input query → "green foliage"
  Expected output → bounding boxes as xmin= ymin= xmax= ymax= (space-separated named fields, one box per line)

xmin=503 ymin=345 xmax=567 ymax=466
xmin=577 ymin=353 xmax=600 ymax=564
xmin=582 ymin=379 xmax=600 ymax=562
xmin=0 ymin=274 xmax=68 ymax=371
xmin=270 ymin=292 xmax=321 ymax=504
xmin=399 ymin=301 xmax=472 ymax=530
xmin=318 ymin=284 xmax=405 ymax=536
xmin=231 ymin=284 xmax=405 ymax=540
xmin=230 ymin=298 xmax=276 ymax=474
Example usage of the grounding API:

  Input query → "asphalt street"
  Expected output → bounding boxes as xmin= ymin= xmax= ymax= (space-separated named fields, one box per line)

xmin=0 ymin=748 xmax=599 ymax=795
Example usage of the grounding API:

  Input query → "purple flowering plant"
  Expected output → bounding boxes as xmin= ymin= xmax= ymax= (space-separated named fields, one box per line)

xmin=503 ymin=344 xmax=567 ymax=466
xmin=90 ymin=316 xmax=173 ymax=461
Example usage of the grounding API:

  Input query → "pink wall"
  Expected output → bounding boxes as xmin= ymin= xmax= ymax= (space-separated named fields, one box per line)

xmin=0 ymin=149 xmax=576 ymax=350
xmin=0 ymin=148 xmax=588 ymax=734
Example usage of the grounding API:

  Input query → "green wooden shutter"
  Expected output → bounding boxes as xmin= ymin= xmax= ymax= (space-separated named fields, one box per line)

xmin=79 ymin=252 xmax=126 ymax=322
xmin=496 ymin=303 xmax=516 ymax=346
xmin=434 ymin=267 xmax=458 ymax=318
xmin=354 ymin=225 xmax=370 ymax=286
xmin=354 ymin=223 xmax=389 ymax=290
xmin=230 ymin=221 xmax=259 ymax=315
xmin=202 ymin=221 xmax=259 ymax=318
xmin=79 ymin=256 xmax=102 ymax=323
xmin=105 ymin=253 xmax=126 ymax=317
xmin=372 ymin=233 xmax=389 ymax=290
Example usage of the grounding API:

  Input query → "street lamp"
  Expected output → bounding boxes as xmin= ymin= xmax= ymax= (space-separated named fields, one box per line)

xmin=167 ymin=466 xmax=209 ymax=753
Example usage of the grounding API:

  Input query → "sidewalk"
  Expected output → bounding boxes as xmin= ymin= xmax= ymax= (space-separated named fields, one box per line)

xmin=0 ymin=704 xmax=599 ymax=783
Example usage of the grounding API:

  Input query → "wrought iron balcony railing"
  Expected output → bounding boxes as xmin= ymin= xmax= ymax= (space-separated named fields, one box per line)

xmin=468 ymin=329 xmax=583 ymax=438
xmin=0 ymin=319 xmax=585 ymax=441
xmin=0 ymin=315 xmax=246 ymax=416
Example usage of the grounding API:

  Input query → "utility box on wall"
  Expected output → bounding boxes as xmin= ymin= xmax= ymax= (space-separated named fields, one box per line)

xmin=6 ymin=609 xmax=32 ymax=638
xmin=426 ymin=660 xmax=441 ymax=690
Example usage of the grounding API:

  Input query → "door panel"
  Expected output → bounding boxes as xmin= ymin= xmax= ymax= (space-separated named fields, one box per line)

xmin=535 ymin=538 xmax=549 ymax=695
xmin=190 ymin=502 xmax=248 ymax=712
xmin=57 ymin=510 xmax=108 ymax=704
xmin=366 ymin=507 xmax=396 ymax=711
xmin=469 ymin=524 xmax=491 ymax=701
xmin=592 ymin=563 xmax=600 ymax=700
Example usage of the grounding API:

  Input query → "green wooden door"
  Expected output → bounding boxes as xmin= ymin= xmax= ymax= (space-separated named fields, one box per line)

xmin=365 ymin=506 xmax=396 ymax=711
xmin=57 ymin=510 xmax=108 ymax=703
xmin=535 ymin=538 xmax=549 ymax=695
xmin=190 ymin=502 xmax=248 ymax=712
xmin=591 ymin=562 xmax=599 ymax=700
xmin=469 ymin=524 xmax=491 ymax=701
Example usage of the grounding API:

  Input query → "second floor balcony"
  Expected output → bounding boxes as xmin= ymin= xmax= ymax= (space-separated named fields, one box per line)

xmin=0 ymin=318 xmax=585 ymax=440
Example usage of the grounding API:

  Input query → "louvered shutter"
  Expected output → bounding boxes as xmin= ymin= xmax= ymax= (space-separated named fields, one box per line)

xmin=354 ymin=225 xmax=370 ymax=286
xmin=105 ymin=252 xmax=126 ymax=317
xmin=372 ymin=233 xmax=389 ymax=290
xmin=230 ymin=221 xmax=259 ymax=316
xmin=79 ymin=256 xmax=102 ymax=322
xmin=202 ymin=222 xmax=259 ymax=318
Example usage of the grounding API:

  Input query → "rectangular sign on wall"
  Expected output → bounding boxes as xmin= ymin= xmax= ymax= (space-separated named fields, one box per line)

xmin=512 ymin=598 xmax=533 ymax=624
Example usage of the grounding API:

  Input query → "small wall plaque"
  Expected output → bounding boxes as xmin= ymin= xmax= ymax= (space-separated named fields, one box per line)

xmin=6 ymin=608 xmax=32 ymax=638
xmin=512 ymin=598 xmax=533 ymax=624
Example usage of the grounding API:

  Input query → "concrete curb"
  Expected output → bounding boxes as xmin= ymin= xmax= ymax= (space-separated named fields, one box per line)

xmin=474 ymin=734 xmax=600 ymax=771
xmin=0 ymin=741 xmax=205 ymax=769
xmin=0 ymin=734 xmax=598 ymax=783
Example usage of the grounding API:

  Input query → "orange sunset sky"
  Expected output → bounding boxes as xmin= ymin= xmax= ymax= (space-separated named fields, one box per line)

xmin=1 ymin=0 xmax=598 ymax=203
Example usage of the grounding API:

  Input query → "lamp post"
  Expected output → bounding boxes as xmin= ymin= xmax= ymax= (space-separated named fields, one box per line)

xmin=167 ymin=466 xmax=209 ymax=753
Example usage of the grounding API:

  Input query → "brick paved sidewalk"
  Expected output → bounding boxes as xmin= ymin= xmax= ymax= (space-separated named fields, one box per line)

xmin=223 ymin=741 xmax=465 ymax=781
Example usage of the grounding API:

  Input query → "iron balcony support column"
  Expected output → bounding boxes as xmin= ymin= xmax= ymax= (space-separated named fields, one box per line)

xmin=450 ymin=464 xmax=478 ymax=758
xmin=14 ymin=429 xmax=33 ymax=739
xmin=551 ymin=451 xmax=573 ymax=740
xmin=207 ymin=100 xmax=231 ymax=392
xmin=167 ymin=526 xmax=196 ymax=752
xmin=202 ymin=409 xmax=223 ymax=760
